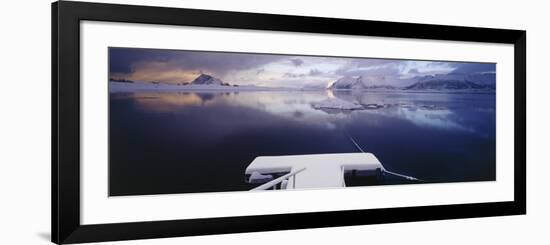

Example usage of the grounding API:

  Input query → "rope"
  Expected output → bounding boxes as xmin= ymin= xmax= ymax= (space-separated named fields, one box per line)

xmin=348 ymin=134 xmax=366 ymax=153
xmin=384 ymin=170 xmax=423 ymax=182
xmin=346 ymin=132 xmax=423 ymax=182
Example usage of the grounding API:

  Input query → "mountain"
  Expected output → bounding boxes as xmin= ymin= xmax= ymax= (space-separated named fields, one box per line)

xmin=189 ymin=74 xmax=230 ymax=86
xmin=364 ymin=85 xmax=398 ymax=90
xmin=461 ymin=73 xmax=496 ymax=88
xmin=329 ymin=76 xmax=365 ymax=89
xmin=110 ymin=78 xmax=135 ymax=83
xmin=404 ymin=72 xmax=496 ymax=91
xmin=404 ymin=80 xmax=493 ymax=90
xmin=413 ymin=73 xmax=495 ymax=88
xmin=329 ymin=76 xmax=397 ymax=90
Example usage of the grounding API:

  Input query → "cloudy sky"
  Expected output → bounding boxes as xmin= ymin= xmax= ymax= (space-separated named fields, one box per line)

xmin=109 ymin=47 xmax=496 ymax=88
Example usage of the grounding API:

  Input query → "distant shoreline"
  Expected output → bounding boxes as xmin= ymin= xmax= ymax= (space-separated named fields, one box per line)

xmin=109 ymin=81 xmax=495 ymax=94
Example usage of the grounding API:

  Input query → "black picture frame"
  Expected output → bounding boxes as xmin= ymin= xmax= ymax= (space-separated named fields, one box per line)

xmin=52 ymin=1 xmax=526 ymax=244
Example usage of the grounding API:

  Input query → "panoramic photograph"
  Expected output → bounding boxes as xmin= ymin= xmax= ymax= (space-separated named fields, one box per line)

xmin=108 ymin=47 xmax=496 ymax=196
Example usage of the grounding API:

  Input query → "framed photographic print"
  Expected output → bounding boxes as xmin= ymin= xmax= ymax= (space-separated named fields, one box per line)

xmin=52 ymin=1 xmax=526 ymax=244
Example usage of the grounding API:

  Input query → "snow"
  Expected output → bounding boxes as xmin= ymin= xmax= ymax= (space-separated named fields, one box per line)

xmin=364 ymin=104 xmax=384 ymax=109
xmin=404 ymin=73 xmax=496 ymax=91
xmin=326 ymin=73 xmax=495 ymax=92
xmin=404 ymin=79 xmax=494 ymax=90
xmin=190 ymin=74 xmax=225 ymax=86
xmin=328 ymin=76 xmax=399 ymax=90
xmin=245 ymin=153 xmax=384 ymax=189
xmin=311 ymin=98 xmax=363 ymax=110
xmin=329 ymin=76 xmax=365 ymax=90
xmin=416 ymin=73 xmax=496 ymax=86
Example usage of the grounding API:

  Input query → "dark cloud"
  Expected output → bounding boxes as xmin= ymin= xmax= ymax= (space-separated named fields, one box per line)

xmin=309 ymin=69 xmax=323 ymax=76
xmin=109 ymin=47 xmax=170 ymax=73
xmin=427 ymin=61 xmax=450 ymax=67
xmin=335 ymin=64 xmax=401 ymax=78
xmin=109 ymin=48 xmax=284 ymax=77
xmin=109 ymin=48 xmax=496 ymax=87
xmin=290 ymin=58 xmax=304 ymax=67
xmin=450 ymin=63 xmax=496 ymax=74
xmin=334 ymin=59 xmax=402 ymax=77
xmin=283 ymin=72 xmax=306 ymax=78
xmin=348 ymin=59 xmax=398 ymax=68
xmin=169 ymin=52 xmax=283 ymax=76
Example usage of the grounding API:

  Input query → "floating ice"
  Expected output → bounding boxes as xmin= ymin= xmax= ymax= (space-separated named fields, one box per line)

xmin=311 ymin=98 xmax=363 ymax=110
xmin=363 ymin=104 xmax=384 ymax=110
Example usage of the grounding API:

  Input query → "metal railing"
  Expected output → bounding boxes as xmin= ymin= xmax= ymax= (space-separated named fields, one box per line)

xmin=251 ymin=168 xmax=306 ymax=191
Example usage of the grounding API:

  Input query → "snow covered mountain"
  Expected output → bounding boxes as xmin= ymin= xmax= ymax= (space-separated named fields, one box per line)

xmin=405 ymin=73 xmax=495 ymax=91
xmin=189 ymin=74 xmax=229 ymax=86
xmin=329 ymin=76 xmax=365 ymax=89
xmin=329 ymin=76 xmax=397 ymax=90
xmin=404 ymin=80 xmax=493 ymax=90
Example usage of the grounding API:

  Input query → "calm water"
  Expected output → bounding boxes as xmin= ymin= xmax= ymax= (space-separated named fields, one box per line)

xmin=109 ymin=90 xmax=496 ymax=196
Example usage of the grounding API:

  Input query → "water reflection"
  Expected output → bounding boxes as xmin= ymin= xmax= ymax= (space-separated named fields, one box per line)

xmin=121 ymin=90 xmax=494 ymax=134
xmin=109 ymin=90 xmax=496 ymax=195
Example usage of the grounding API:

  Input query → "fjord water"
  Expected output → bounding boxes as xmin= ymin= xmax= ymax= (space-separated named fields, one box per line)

xmin=109 ymin=90 xmax=496 ymax=196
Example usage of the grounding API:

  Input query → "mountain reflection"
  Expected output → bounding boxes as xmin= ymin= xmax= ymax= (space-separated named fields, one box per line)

xmin=110 ymin=89 xmax=496 ymax=195
xmin=118 ymin=90 xmax=494 ymax=134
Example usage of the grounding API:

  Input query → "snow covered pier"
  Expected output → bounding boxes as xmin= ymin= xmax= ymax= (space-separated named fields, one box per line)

xmin=244 ymin=153 xmax=388 ymax=190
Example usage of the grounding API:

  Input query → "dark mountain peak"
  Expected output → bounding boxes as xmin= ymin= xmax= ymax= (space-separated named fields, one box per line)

xmin=190 ymin=74 xmax=228 ymax=86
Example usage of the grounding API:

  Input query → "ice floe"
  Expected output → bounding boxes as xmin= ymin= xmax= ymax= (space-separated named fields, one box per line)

xmin=311 ymin=98 xmax=363 ymax=110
